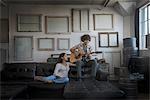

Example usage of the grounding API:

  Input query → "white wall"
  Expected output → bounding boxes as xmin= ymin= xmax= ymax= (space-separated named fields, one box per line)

xmin=123 ymin=15 xmax=135 ymax=38
xmin=9 ymin=4 xmax=123 ymax=64
xmin=123 ymin=16 xmax=132 ymax=38
xmin=0 ymin=6 xmax=8 ymax=19
xmin=113 ymin=1 xmax=136 ymax=38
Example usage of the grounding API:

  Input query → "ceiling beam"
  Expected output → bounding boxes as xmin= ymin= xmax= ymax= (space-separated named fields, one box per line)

xmin=0 ymin=0 xmax=7 ymax=6
xmin=103 ymin=0 xmax=110 ymax=7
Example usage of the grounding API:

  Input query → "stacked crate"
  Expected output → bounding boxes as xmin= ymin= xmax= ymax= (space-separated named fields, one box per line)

xmin=119 ymin=78 xmax=138 ymax=98
xmin=123 ymin=37 xmax=138 ymax=67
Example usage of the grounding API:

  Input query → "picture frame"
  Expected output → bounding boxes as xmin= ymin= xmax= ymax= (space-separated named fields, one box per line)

xmin=93 ymin=14 xmax=113 ymax=30
xmin=72 ymin=9 xmax=89 ymax=32
xmin=45 ymin=16 xmax=69 ymax=34
xmin=99 ymin=32 xmax=119 ymax=47
xmin=99 ymin=33 xmax=109 ymax=47
xmin=14 ymin=36 xmax=33 ymax=61
xmin=109 ymin=32 xmax=119 ymax=47
xmin=17 ymin=14 xmax=42 ymax=32
xmin=0 ymin=19 xmax=9 ymax=43
xmin=38 ymin=38 xmax=55 ymax=51
xmin=57 ymin=38 xmax=70 ymax=50
xmin=72 ymin=9 xmax=80 ymax=32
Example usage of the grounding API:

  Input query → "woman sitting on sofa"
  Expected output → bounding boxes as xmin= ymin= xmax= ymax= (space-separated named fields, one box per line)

xmin=34 ymin=53 xmax=75 ymax=83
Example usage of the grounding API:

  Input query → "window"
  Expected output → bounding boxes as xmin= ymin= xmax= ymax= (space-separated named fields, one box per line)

xmin=139 ymin=4 xmax=150 ymax=49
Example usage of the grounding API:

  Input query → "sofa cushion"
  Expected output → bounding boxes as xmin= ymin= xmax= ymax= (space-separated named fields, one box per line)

xmin=47 ymin=58 xmax=58 ymax=63
xmin=36 ymin=63 xmax=56 ymax=76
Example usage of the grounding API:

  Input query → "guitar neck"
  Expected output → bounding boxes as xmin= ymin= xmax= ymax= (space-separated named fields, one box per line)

xmin=91 ymin=51 xmax=103 ymax=54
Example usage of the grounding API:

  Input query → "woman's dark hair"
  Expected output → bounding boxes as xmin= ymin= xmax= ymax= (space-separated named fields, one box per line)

xmin=81 ymin=34 xmax=91 ymax=42
xmin=57 ymin=53 xmax=66 ymax=63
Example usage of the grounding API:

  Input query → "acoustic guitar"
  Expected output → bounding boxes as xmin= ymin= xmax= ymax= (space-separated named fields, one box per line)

xmin=70 ymin=48 xmax=102 ymax=63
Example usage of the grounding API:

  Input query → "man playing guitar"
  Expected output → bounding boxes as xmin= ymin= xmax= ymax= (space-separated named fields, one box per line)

xmin=70 ymin=34 xmax=97 ymax=80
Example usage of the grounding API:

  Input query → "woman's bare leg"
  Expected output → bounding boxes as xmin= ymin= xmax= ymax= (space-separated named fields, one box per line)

xmin=34 ymin=76 xmax=52 ymax=83
xmin=34 ymin=76 xmax=43 ymax=81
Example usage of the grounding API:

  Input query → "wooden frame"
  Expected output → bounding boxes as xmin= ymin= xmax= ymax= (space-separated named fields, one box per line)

xmin=93 ymin=14 xmax=113 ymax=30
xmin=57 ymin=38 xmax=70 ymax=50
xmin=14 ymin=36 xmax=33 ymax=61
xmin=99 ymin=32 xmax=119 ymax=47
xmin=0 ymin=19 xmax=9 ymax=43
xmin=17 ymin=14 xmax=42 ymax=32
xmin=99 ymin=33 xmax=109 ymax=47
xmin=38 ymin=38 xmax=55 ymax=51
xmin=45 ymin=16 xmax=69 ymax=34
xmin=72 ymin=9 xmax=89 ymax=32
xmin=109 ymin=33 xmax=119 ymax=47
xmin=146 ymin=34 xmax=150 ymax=48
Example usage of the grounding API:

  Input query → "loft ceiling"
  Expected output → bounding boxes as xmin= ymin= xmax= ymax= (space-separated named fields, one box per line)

xmin=3 ymin=0 xmax=137 ymax=6
xmin=1 ymin=0 xmax=138 ymax=16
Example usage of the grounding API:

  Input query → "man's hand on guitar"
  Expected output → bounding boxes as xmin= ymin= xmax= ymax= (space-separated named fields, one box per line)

xmin=70 ymin=48 xmax=85 ymax=63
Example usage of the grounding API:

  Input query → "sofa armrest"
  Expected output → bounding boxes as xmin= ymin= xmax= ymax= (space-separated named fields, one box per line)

xmin=2 ymin=63 xmax=36 ymax=80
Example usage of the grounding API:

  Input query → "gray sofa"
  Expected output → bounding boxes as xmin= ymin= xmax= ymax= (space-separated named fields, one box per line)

xmin=1 ymin=61 xmax=125 ymax=99
xmin=1 ymin=62 xmax=65 ymax=99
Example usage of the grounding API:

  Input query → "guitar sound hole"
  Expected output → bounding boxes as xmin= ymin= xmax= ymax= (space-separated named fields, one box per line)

xmin=75 ymin=54 xmax=82 ymax=59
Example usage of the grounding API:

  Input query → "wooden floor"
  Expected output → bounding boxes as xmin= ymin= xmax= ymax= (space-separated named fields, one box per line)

xmin=11 ymin=79 xmax=150 ymax=100
xmin=13 ymin=93 xmax=149 ymax=100
xmin=110 ymin=83 xmax=149 ymax=100
xmin=135 ymin=93 xmax=150 ymax=100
